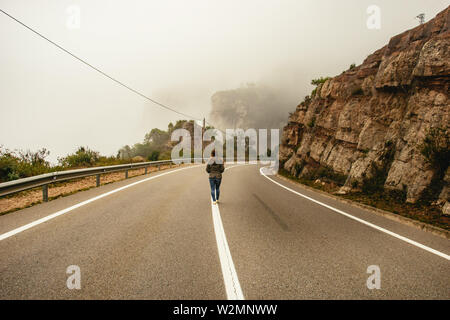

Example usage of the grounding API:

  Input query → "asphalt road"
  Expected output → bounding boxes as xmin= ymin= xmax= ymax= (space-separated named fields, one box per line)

xmin=0 ymin=164 xmax=449 ymax=299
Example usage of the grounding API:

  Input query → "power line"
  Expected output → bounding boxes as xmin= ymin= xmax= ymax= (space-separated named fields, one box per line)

xmin=0 ymin=8 xmax=204 ymax=122
xmin=1 ymin=8 xmax=228 ymax=135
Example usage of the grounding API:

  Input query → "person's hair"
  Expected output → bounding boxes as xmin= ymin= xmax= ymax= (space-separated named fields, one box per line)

xmin=211 ymin=150 xmax=216 ymax=157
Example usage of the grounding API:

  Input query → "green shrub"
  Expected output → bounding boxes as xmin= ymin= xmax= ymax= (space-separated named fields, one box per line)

xmin=58 ymin=146 xmax=100 ymax=168
xmin=158 ymin=150 xmax=172 ymax=160
xmin=147 ymin=151 xmax=160 ymax=161
xmin=307 ymin=116 xmax=316 ymax=128
xmin=418 ymin=127 xmax=449 ymax=204
xmin=96 ymin=156 xmax=127 ymax=166
xmin=0 ymin=120 xmax=192 ymax=182
xmin=419 ymin=127 xmax=449 ymax=174
xmin=311 ymin=77 xmax=331 ymax=86
xmin=0 ymin=147 xmax=52 ymax=182
xmin=310 ymin=76 xmax=331 ymax=98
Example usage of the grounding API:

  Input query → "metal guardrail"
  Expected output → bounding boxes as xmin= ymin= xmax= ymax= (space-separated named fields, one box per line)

xmin=0 ymin=158 xmax=204 ymax=201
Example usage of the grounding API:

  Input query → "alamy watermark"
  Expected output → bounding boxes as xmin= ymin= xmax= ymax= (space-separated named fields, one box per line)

xmin=366 ymin=265 xmax=381 ymax=289
xmin=66 ymin=265 xmax=81 ymax=290
xmin=170 ymin=126 xmax=280 ymax=174
xmin=66 ymin=5 xmax=81 ymax=30
xmin=366 ymin=5 xmax=381 ymax=30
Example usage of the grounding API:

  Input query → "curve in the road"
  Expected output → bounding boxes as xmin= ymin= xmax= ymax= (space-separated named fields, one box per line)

xmin=259 ymin=167 xmax=450 ymax=261
xmin=1 ymin=163 xmax=448 ymax=299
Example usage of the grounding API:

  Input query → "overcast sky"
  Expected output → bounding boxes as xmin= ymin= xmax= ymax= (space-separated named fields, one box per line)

xmin=1 ymin=0 xmax=448 ymax=163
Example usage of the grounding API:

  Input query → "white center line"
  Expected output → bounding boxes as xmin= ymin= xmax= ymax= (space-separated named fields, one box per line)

xmin=260 ymin=167 xmax=450 ymax=261
xmin=209 ymin=164 xmax=250 ymax=300
xmin=0 ymin=165 xmax=201 ymax=241
xmin=211 ymin=200 xmax=244 ymax=300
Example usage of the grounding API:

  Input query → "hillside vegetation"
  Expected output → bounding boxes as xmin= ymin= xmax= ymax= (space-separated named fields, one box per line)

xmin=0 ymin=120 xmax=194 ymax=183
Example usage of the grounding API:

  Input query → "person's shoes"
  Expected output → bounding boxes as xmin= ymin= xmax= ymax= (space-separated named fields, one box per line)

xmin=213 ymin=201 xmax=217 ymax=205
xmin=216 ymin=200 xmax=219 ymax=204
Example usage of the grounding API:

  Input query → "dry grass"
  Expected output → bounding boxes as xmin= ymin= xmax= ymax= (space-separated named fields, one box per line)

xmin=0 ymin=164 xmax=176 ymax=215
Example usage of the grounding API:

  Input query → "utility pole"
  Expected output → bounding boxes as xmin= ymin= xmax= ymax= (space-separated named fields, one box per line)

xmin=202 ymin=118 xmax=206 ymax=158
xmin=416 ymin=13 xmax=425 ymax=25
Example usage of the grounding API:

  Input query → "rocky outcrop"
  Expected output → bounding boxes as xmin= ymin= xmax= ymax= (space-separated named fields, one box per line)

xmin=280 ymin=7 xmax=449 ymax=207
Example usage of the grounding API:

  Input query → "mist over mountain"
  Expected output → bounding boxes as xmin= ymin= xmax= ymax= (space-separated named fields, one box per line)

xmin=209 ymin=83 xmax=300 ymax=131
xmin=1 ymin=1 xmax=449 ymax=163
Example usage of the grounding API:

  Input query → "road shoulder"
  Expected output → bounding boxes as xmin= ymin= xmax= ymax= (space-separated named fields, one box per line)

xmin=276 ymin=174 xmax=450 ymax=239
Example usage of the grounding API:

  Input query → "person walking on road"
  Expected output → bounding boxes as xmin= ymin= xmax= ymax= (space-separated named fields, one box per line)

xmin=206 ymin=150 xmax=224 ymax=205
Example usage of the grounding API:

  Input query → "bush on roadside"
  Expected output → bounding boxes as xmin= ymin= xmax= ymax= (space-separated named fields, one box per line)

xmin=58 ymin=146 xmax=100 ymax=168
xmin=0 ymin=146 xmax=53 ymax=182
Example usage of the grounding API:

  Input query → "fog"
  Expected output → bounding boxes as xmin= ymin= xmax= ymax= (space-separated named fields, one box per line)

xmin=1 ymin=0 xmax=448 ymax=163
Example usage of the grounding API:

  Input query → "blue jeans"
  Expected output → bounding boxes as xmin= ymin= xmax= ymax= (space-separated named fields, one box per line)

xmin=209 ymin=178 xmax=222 ymax=202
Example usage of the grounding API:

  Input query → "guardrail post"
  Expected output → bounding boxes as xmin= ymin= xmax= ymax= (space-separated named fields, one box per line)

xmin=145 ymin=167 xmax=148 ymax=175
xmin=158 ymin=165 xmax=161 ymax=171
xmin=125 ymin=170 xmax=128 ymax=179
xmin=170 ymin=163 xmax=172 ymax=168
xmin=42 ymin=185 xmax=48 ymax=202
xmin=96 ymin=174 xmax=100 ymax=187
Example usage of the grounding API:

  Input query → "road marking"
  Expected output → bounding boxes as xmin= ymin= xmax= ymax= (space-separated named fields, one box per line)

xmin=210 ymin=200 xmax=244 ymax=300
xmin=0 ymin=165 xmax=201 ymax=241
xmin=260 ymin=167 xmax=450 ymax=261
xmin=208 ymin=164 xmax=248 ymax=300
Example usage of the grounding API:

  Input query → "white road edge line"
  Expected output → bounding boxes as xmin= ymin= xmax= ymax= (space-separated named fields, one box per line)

xmin=260 ymin=167 xmax=450 ymax=261
xmin=209 ymin=164 xmax=249 ymax=300
xmin=0 ymin=165 xmax=201 ymax=241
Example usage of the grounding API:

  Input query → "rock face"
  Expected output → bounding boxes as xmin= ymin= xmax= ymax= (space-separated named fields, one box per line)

xmin=280 ymin=7 xmax=449 ymax=206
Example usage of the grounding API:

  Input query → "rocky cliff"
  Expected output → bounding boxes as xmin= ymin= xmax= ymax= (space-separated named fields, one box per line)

xmin=280 ymin=7 xmax=449 ymax=212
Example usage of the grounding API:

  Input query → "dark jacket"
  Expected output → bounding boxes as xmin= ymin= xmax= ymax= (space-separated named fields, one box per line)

xmin=206 ymin=158 xmax=225 ymax=179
